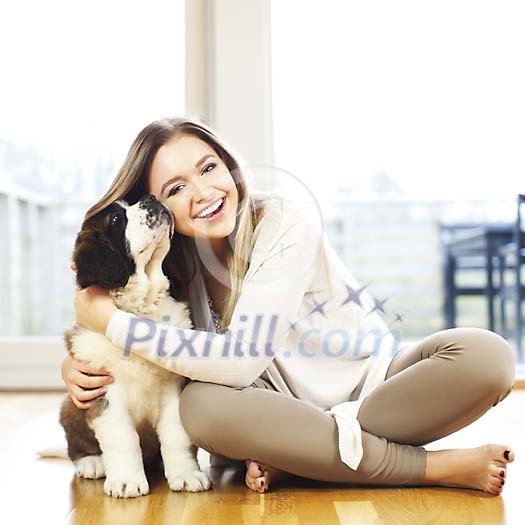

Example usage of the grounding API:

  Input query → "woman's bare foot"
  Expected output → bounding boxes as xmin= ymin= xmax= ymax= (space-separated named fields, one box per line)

xmin=244 ymin=459 xmax=293 ymax=493
xmin=423 ymin=444 xmax=514 ymax=495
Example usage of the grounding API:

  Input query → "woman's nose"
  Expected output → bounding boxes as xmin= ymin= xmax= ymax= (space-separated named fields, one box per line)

xmin=192 ymin=180 xmax=213 ymax=202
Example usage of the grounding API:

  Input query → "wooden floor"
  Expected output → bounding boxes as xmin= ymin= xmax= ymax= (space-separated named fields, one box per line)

xmin=1 ymin=388 xmax=524 ymax=525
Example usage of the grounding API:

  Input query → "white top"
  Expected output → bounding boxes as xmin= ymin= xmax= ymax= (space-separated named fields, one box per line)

xmin=105 ymin=194 xmax=398 ymax=470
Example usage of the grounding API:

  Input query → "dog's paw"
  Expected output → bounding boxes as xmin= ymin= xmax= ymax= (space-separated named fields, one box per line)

xmin=104 ymin=474 xmax=149 ymax=498
xmin=167 ymin=469 xmax=212 ymax=492
xmin=74 ymin=455 xmax=106 ymax=479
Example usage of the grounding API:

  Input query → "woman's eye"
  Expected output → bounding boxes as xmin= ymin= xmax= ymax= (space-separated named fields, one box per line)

xmin=167 ymin=164 xmax=215 ymax=197
xmin=202 ymin=163 xmax=216 ymax=174
xmin=168 ymin=184 xmax=184 ymax=197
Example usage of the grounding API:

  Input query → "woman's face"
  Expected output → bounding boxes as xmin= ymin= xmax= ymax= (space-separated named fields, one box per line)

xmin=148 ymin=134 xmax=239 ymax=241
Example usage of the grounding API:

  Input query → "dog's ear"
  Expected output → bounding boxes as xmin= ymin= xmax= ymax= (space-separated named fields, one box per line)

xmin=73 ymin=229 xmax=132 ymax=290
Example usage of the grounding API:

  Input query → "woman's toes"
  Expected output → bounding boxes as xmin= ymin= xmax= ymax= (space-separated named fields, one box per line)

xmin=244 ymin=460 xmax=269 ymax=493
xmin=245 ymin=459 xmax=265 ymax=479
xmin=489 ymin=485 xmax=502 ymax=496
xmin=502 ymin=448 xmax=515 ymax=463
xmin=489 ymin=473 xmax=502 ymax=488
xmin=245 ymin=473 xmax=267 ymax=493
xmin=487 ymin=467 xmax=505 ymax=495
xmin=257 ymin=475 xmax=268 ymax=492
xmin=489 ymin=463 xmax=505 ymax=479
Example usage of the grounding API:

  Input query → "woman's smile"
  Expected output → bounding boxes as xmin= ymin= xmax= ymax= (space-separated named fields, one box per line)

xmin=193 ymin=196 xmax=226 ymax=220
xmin=148 ymin=134 xmax=239 ymax=242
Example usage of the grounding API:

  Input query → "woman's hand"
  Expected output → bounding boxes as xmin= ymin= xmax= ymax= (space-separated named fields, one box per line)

xmin=61 ymin=354 xmax=114 ymax=409
xmin=74 ymin=285 xmax=117 ymax=334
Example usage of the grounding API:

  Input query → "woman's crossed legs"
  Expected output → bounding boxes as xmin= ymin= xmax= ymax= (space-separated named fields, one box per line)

xmin=179 ymin=328 xmax=515 ymax=494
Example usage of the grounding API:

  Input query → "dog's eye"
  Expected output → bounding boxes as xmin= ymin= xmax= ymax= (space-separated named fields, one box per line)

xmin=110 ymin=213 xmax=121 ymax=226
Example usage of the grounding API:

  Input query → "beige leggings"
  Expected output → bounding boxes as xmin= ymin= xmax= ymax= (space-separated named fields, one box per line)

xmin=179 ymin=328 xmax=515 ymax=486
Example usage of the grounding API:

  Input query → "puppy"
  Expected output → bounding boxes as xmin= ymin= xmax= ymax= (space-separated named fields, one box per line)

xmin=59 ymin=194 xmax=211 ymax=498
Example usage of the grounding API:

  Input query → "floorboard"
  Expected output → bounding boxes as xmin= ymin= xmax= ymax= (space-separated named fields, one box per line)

xmin=0 ymin=389 xmax=523 ymax=524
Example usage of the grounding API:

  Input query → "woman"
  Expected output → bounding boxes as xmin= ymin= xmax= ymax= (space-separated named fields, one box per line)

xmin=62 ymin=117 xmax=516 ymax=495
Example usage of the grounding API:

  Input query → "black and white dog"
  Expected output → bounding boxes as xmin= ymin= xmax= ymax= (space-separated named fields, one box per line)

xmin=59 ymin=194 xmax=211 ymax=498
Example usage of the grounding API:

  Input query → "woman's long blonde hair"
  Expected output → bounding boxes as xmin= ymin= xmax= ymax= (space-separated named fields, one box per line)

xmin=84 ymin=116 xmax=267 ymax=328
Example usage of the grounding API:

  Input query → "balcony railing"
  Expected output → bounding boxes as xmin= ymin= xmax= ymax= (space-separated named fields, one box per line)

xmin=0 ymin=186 xmax=518 ymax=350
xmin=0 ymin=184 xmax=90 ymax=336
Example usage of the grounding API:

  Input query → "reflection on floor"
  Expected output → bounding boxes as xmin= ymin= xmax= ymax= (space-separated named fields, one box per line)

xmin=0 ymin=389 xmax=523 ymax=525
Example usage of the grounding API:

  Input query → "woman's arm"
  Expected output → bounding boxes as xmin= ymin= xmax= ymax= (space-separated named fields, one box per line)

xmin=75 ymin=205 xmax=323 ymax=388
xmin=74 ymin=285 xmax=117 ymax=334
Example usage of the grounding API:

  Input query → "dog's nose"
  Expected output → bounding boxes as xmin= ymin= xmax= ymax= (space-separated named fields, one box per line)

xmin=140 ymin=194 xmax=157 ymax=205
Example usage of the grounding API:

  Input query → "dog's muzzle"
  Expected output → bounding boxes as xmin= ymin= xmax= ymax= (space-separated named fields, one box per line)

xmin=138 ymin=194 xmax=174 ymax=236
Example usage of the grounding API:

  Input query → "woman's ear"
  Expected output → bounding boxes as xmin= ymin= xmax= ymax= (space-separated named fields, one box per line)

xmin=73 ymin=230 xmax=131 ymax=290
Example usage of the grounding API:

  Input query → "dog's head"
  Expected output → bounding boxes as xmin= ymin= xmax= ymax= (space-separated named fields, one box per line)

xmin=73 ymin=194 xmax=173 ymax=289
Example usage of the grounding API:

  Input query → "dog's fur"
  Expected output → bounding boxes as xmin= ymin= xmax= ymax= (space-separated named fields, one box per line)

xmin=59 ymin=195 xmax=211 ymax=498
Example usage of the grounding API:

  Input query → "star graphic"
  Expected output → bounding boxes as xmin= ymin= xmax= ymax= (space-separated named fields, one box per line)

xmin=385 ymin=310 xmax=408 ymax=330
xmin=339 ymin=282 xmax=370 ymax=308
xmin=393 ymin=311 xmax=405 ymax=323
xmin=307 ymin=298 xmax=329 ymax=318
xmin=366 ymin=296 xmax=389 ymax=316
xmin=287 ymin=320 xmax=299 ymax=331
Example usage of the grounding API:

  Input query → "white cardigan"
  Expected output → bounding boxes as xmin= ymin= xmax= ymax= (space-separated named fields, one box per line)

xmin=106 ymin=194 xmax=398 ymax=470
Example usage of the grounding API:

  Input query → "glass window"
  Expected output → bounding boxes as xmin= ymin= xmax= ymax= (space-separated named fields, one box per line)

xmin=0 ymin=0 xmax=186 ymax=336
xmin=270 ymin=0 xmax=525 ymax=340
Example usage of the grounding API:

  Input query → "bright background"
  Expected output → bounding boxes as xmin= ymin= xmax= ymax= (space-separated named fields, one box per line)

xmin=271 ymin=0 xmax=525 ymax=202
xmin=1 ymin=0 xmax=525 ymax=386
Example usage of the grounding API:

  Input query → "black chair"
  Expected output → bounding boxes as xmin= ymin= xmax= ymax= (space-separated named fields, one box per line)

xmin=440 ymin=222 xmax=513 ymax=332
xmin=498 ymin=193 xmax=525 ymax=362
xmin=440 ymin=223 xmax=490 ymax=328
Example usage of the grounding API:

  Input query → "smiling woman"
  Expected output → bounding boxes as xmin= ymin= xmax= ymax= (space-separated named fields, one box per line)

xmin=149 ymin=135 xmax=239 ymax=254
xmin=63 ymin=116 xmax=517 ymax=498
xmin=81 ymin=117 xmax=262 ymax=330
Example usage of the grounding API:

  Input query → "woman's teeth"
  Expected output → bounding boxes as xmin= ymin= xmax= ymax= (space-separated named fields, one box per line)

xmin=195 ymin=198 xmax=224 ymax=219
